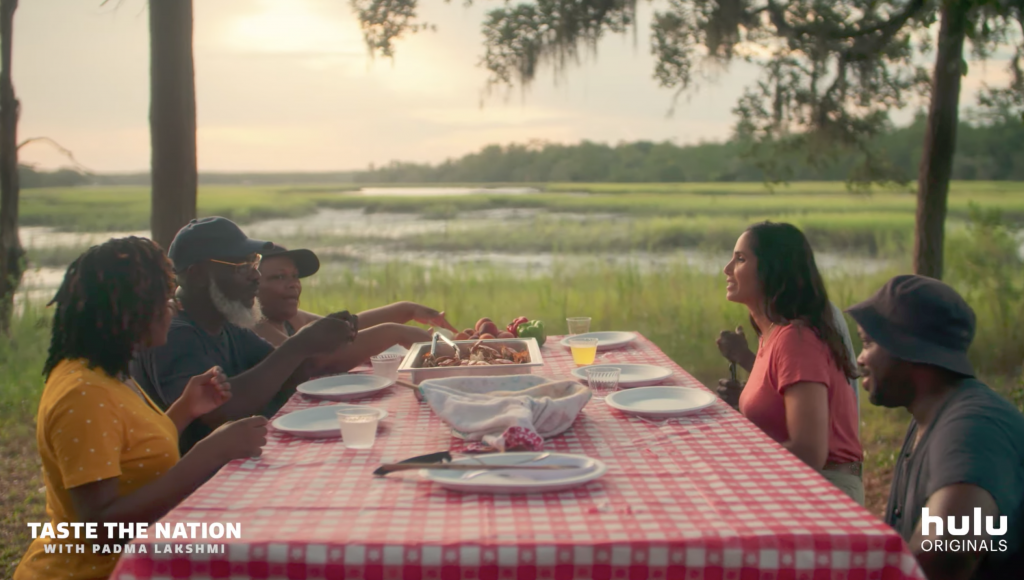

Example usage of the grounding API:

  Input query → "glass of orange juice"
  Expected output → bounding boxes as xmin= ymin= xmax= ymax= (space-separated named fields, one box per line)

xmin=568 ymin=337 xmax=599 ymax=366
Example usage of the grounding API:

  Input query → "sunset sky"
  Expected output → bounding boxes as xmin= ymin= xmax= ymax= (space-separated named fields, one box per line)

xmin=16 ymin=0 xmax=1014 ymax=173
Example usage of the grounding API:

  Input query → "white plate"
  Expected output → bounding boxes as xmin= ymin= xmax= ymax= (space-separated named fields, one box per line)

xmin=297 ymin=374 xmax=395 ymax=401
xmin=571 ymin=364 xmax=673 ymax=387
xmin=271 ymin=404 xmax=388 ymax=438
xmin=560 ymin=331 xmax=637 ymax=351
xmin=605 ymin=386 xmax=717 ymax=418
xmin=421 ymin=452 xmax=606 ymax=494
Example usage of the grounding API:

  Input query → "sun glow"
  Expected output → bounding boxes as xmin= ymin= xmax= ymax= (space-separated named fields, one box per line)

xmin=222 ymin=0 xmax=366 ymax=58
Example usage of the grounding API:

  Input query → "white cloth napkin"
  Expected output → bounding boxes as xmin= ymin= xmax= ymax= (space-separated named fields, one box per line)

xmin=420 ymin=376 xmax=591 ymax=449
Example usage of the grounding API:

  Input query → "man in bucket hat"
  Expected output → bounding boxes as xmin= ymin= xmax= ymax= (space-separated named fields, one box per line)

xmin=848 ymin=275 xmax=1024 ymax=579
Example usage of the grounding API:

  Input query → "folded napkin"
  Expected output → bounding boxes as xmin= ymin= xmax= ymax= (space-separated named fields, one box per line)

xmin=420 ymin=376 xmax=591 ymax=451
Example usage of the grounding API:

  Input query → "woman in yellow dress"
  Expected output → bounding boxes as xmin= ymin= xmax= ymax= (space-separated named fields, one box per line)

xmin=16 ymin=237 xmax=268 ymax=580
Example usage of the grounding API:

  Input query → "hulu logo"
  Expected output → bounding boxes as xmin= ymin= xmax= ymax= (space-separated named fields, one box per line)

xmin=919 ymin=508 xmax=1009 ymax=553
xmin=921 ymin=508 xmax=1007 ymax=537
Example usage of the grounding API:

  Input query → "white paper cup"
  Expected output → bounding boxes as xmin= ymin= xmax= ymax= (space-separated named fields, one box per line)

xmin=336 ymin=407 xmax=380 ymax=449
xmin=370 ymin=353 xmax=402 ymax=380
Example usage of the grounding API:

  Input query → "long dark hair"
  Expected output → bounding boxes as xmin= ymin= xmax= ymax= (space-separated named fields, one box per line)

xmin=745 ymin=221 xmax=857 ymax=380
xmin=43 ymin=237 xmax=175 ymax=380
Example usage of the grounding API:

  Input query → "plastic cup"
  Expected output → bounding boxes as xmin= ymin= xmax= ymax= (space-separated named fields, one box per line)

xmin=566 ymin=317 xmax=592 ymax=335
xmin=370 ymin=353 xmax=402 ymax=381
xmin=336 ymin=407 xmax=380 ymax=449
xmin=585 ymin=367 xmax=621 ymax=399
xmin=568 ymin=337 xmax=599 ymax=366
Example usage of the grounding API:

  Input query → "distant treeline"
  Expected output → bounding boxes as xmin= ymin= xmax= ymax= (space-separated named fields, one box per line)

xmin=354 ymin=115 xmax=1024 ymax=183
xmin=19 ymin=169 xmax=357 ymax=189
xmin=20 ymin=114 xmax=1024 ymax=188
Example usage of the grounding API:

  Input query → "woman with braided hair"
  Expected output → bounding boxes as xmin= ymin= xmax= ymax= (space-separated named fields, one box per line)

xmin=16 ymin=237 xmax=268 ymax=580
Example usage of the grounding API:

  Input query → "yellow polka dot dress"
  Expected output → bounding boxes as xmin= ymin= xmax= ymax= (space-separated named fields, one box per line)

xmin=16 ymin=359 xmax=180 ymax=580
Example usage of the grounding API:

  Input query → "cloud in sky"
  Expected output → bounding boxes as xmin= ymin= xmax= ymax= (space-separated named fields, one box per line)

xmin=15 ymin=0 xmax=1017 ymax=173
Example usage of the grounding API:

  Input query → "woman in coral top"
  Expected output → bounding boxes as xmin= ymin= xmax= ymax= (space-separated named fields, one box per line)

xmin=16 ymin=237 xmax=268 ymax=580
xmin=720 ymin=222 xmax=864 ymax=503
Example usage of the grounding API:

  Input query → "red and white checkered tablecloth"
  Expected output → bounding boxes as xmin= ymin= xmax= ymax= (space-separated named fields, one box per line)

xmin=111 ymin=333 xmax=926 ymax=580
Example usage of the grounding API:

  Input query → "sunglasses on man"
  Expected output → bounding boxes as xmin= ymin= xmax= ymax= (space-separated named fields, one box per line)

xmin=209 ymin=254 xmax=262 ymax=274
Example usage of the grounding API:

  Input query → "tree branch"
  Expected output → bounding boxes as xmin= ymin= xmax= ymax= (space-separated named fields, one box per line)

xmin=819 ymin=56 xmax=848 ymax=125
xmin=837 ymin=0 xmax=929 ymax=40
xmin=842 ymin=1 xmax=930 ymax=61
xmin=17 ymin=136 xmax=91 ymax=173
xmin=764 ymin=1 xmax=794 ymax=37
xmin=767 ymin=0 xmax=929 ymax=44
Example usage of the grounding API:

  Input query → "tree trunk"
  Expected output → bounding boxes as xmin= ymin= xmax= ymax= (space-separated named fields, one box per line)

xmin=0 ymin=0 xmax=23 ymax=333
xmin=149 ymin=0 xmax=197 ymax=252
xmin=914 ymin=0 xmax=970 ymax=280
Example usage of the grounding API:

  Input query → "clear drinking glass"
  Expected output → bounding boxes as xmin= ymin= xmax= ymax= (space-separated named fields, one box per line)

xmin=370 ymin=353 xmax=402 ymax=381
xmin=336 ymin=407 xmax=380 ymax=449
xmin=568 ymin=337 xmax=600 ymax=366
xmin=566 ymin=317 xmax=592 ymax=336
xmin=585 ymin=367 xmax=621 ymax=399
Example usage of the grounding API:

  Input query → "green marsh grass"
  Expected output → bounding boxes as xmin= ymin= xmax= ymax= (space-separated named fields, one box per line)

xmin=395 ymin=212 xmax=916 ymax=255
xmin=540 ymin=180 xmax=1024 ymax=196
xmin=20 ymin=185 xmax=357 ymax=232
xmin=326 ymin=189 xmax=1024 ymax=224
xmin=20 ymin=182 xmax=1024 ymax=233
xmin=17 ymin=183 xmax=1024 ymax=269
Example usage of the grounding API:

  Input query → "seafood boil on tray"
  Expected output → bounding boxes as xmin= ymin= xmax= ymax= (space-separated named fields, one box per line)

xmin=421 ymin=316 xmax=544 ymax=367
xmin=421 ymin=341 xmax=531 ymax=367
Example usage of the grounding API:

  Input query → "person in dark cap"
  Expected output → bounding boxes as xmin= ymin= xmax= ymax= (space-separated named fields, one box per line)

xmin=253 ymin=244 xmax=456 ymax=372
xmin=849 ymin=274 xmax=1024 ymax=580
xmin=130 ymin=217 xmax=357 ymax=453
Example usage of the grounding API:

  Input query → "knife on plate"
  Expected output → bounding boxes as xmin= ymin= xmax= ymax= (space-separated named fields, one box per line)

xmin=375 ymin=463 xmax=566 ymax=474
xmin=372 ymin=451 xmax=451 ymax=476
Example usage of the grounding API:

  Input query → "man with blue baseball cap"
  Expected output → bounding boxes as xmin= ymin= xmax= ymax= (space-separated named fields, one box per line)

xmin=131 ymin=217 xmax=357 ymax=453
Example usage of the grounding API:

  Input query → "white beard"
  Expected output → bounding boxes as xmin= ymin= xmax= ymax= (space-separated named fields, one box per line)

xmin=209 ymin=276 xmax=259 ymax=329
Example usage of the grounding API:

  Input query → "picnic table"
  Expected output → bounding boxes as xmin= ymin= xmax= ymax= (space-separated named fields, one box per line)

xmin=110 ymin=333 xmax=926 ymax=580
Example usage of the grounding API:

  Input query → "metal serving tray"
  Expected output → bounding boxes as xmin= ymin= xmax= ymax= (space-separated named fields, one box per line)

xmin=398 ymin=338 xmax=545 ymax=385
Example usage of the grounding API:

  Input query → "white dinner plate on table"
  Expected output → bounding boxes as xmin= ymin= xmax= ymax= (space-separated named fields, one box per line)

xmin=571 ymin=364 xmax=673 ymax=387
xmin=297 ymin=374 xmax=395 ymax=401
xmin=605 ymin=386 xmax=716 ymax=418
xmin=271 ymin=404 xmax=388 ymax=438
xmin=421 ymin=452 xmax=606 ymax=494
xmin=560 ymin=331 xmax=637 ymax=351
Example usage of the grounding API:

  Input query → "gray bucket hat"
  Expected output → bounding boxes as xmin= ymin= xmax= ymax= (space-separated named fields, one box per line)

xmin=846 ymin=274 xmax=975 ymax=377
